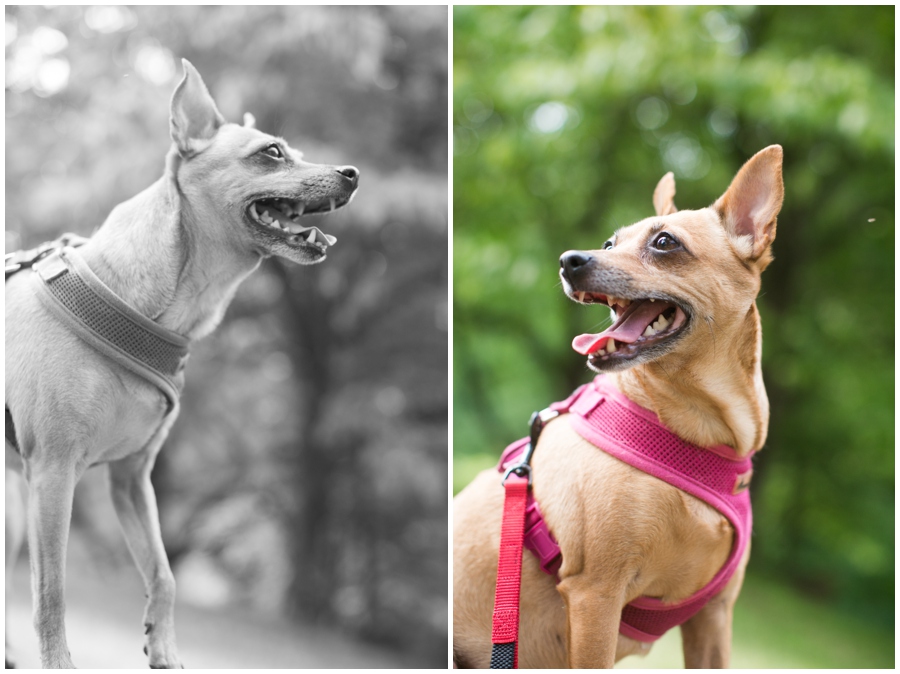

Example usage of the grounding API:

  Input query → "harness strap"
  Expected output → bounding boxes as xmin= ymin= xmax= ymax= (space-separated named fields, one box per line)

xmin=496 ymin=376 xmax=755 ymax=646
xmin=5 ymin=232 xmax=90 ymax=278
xmin=489 ymin=472 xmax=528 ymax=669
xmin=31 ymin=247 xmax=189 ymax=411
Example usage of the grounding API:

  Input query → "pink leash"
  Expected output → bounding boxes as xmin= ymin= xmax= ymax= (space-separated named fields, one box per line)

xmin=489 ymin=472 xmax=527 ymax=668
xmin=489 ymin=410 xmax=558 ymax=669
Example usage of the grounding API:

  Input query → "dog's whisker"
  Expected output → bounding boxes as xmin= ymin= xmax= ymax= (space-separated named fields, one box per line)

xmin=704 ymin=316 xmax=718 ymax=354
xmin=656 ymin=359 xmax=676 ymax=387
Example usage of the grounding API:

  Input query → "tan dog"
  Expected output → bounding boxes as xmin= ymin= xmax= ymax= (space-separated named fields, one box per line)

xmin=454 ymin=146 xmax=783 ymax=668
xmin=5 ymin=60 xmax=359 ymax=669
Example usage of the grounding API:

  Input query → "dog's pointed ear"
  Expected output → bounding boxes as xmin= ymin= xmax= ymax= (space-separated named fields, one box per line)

xmin=243 ymin=112 xmax=256 ymax=129
xmin=170 ymin=59 xmax=225 ymax=157
xmin=653 ymin=172 xmax=677 ymax=216
xmin=713 ymin=145 xmax=784 ymax=267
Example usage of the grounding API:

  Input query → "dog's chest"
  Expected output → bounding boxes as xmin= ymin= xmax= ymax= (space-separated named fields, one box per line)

xmin=7 ymin=278 xmax=171 ymax=465
xmin=531 ymin=419 xmax=733 ymax=603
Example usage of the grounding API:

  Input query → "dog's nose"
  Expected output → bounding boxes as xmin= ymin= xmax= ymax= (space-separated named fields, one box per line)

xmin=560 ymin=250 xmax=595 ymax=282
xmin=336 ymin=165 xmax=360 ymax=187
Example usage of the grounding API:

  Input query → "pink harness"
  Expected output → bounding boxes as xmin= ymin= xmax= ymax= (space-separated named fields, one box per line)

xmin=497 ymin=375 xmax=754 ymax=642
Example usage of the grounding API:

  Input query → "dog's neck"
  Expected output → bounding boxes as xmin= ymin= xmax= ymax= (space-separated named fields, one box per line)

xmin=610 ymin=305 xmax=768 ymax=456
xmin=80 ymin=154 xmax=262 ymax=341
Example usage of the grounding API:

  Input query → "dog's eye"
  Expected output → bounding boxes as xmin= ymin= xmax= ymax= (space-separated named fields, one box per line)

xmin=602 ymin=240 xmax=614 ymax=251
xmin=262 ymin=144 xmax=284 ymax=160
xmin=654 ymin=233 xmax=679 ymax=251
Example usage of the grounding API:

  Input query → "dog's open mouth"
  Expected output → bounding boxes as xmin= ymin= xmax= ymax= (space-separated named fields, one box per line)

xmin=247 ymin=196 xmax=349 ymax=252
xmin=569 ymin=291 xmax=690 ymax=368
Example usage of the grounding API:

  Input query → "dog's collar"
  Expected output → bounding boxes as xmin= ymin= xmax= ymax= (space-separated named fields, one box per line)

xmin=29 ymin=244 xmax=190 ymax=412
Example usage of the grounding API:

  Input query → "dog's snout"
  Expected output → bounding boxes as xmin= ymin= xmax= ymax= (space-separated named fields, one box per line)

xmin=336 ymin=165 xmax=360 ymax=187
xmin=560 ymin=250 xmax=595 ymax=282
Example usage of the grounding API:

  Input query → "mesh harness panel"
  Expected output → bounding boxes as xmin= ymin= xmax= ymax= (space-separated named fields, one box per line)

xmin=6 ymin=239 xmax=189 ymax=453
xmin=31 ymin=246 xmax=189 ymax=410
xmin=498 ymin=375 xmax=754 ymax=643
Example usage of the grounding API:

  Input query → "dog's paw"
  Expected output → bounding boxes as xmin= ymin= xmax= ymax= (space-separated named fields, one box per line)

xmin=148 ymin=655 xmax=184 ymax=669
xmin=143 ymin=622 xmax=183 ymax=668
xmin=147 ymin=654 xmax=184 ymax=669
xmin=145 ymin=643 xmax=183 ymax=668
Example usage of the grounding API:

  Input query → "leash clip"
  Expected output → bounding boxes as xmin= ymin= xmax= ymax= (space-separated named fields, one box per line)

xmin=529 ymin=408 xmax=559 ymax=449
xmin=501 ymin=462 xmax=532 ymax=486
xmin=501 ymin=407 xmax=560 ymax=488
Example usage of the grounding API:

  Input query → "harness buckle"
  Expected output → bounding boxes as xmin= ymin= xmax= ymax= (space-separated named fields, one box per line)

xmin=34 ymin=252 xmax=68 ymax=282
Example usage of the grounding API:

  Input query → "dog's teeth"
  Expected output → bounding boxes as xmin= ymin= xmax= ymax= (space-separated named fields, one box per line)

xmin=650 ymin=298 xmax=655 ymax=302
xmin=323 ymin=233 xmax=337 ymax=245
xmin=621 ymin=298 xmax=631 ymax=307
xmin=288 ymin=223 xmax=303 ymax=234
xmin=643 ymin=325 xmax=656 ymax=337
xmin=607 ymin=339 xmax=617 ymax=353
xmin=261 ymin=210 xmax=273 ymax=224
xmin=296 ymin=203 xmax=306 ymax=216
xmin=250 ymin=202 xmax=259 ymax=219
xmin=577 ymin=291 xmax=585 ymax=302
xmin=657 ymin=314 xmax=669 ymax=329
xmin=306 ymin=229 xmax=316 ymax=243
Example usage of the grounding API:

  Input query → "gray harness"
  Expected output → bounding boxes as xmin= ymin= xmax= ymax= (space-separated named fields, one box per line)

xmin=5 ymin=234 xmax=190 ymax=451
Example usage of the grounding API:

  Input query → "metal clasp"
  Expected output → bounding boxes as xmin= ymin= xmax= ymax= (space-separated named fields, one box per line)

xmin=501 ymin=462 xmax=532 ymax=486
xmin=500 ymin=407 xmax=560 ymax=487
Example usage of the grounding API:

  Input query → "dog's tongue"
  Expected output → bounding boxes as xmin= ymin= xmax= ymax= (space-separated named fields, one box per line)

xmin=572 ymin=300 xmax=670 ymax=355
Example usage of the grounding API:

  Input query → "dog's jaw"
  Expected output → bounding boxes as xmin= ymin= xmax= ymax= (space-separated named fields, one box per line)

xmin=560 ymin=278 xmax=694 ymax=373
xmin=244 ymin=187 xmax=358 ymax=265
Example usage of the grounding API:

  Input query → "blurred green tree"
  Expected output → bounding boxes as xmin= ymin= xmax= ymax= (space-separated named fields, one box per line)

xmin=453 ymin=4 xmax=893 ymax=631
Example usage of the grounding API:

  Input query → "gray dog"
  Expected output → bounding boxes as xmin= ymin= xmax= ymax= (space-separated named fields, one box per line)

xmin=6 ymin=60 xmax=359 ymax=668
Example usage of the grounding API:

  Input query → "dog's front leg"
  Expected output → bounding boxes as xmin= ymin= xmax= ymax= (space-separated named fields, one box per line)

xmin=679 ymin=549 xmax=748 ymax=668
xmin=679 ymin=594 xmax=735 ymax=668
xmin=558 ymin=578 xmax=622 ymax=668
xmin=6 ymin=469 xmax=27 ymax=668
xmin=25 ymin=463 xmax=78 ymax=668
xmin=109 ymin=445 xmax=182 ymax=669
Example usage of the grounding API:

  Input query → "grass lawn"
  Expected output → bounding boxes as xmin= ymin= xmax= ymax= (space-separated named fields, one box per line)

xmin=616 ymin=574 xmax=893 ymax=668
xmin=454 ymin=455 xmax=894 ymax=669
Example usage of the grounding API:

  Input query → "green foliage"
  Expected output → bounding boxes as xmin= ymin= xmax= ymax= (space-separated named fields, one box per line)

xmin=454 ymin=4 xmax=894 ymax=633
